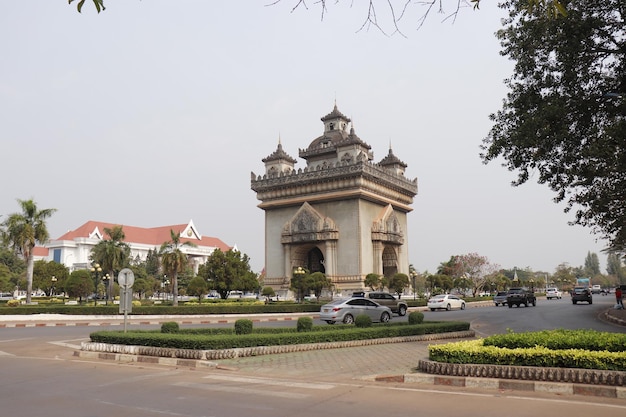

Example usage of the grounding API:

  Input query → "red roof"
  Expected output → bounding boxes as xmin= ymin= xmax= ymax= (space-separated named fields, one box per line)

xmin=54 ymin=220 xmax=231 ymax=251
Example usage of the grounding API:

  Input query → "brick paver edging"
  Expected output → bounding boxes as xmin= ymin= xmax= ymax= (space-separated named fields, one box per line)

xmin=79 ymin=330 xmax=475 ymax=361
xmin=417 ymin=358 xmax=626 ymax=387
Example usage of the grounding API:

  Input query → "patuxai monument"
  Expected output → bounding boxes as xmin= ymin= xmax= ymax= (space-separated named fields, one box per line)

xmin=251 ymin=104 xmax=418 ymax=298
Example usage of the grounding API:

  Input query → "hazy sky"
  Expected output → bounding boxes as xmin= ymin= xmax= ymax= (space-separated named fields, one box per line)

xmin=1 ymin=1 xmax=609 ymax=275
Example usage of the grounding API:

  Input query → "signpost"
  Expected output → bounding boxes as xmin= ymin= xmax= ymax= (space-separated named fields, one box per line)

xmin=117 ymin=268 xmax=135 ymax=333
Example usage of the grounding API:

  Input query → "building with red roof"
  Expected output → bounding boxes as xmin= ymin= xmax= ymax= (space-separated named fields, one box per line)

xmin=41 ymin=219 xmax=232 ymax=273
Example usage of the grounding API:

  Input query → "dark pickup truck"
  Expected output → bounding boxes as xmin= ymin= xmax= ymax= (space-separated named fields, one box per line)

xmin=506 ymin=287 xmax=537 ymax=308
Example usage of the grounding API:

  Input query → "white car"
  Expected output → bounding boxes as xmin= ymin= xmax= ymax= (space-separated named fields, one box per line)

xmin=427 ymin=294 xmax=466 ymax=311
xmin=546 ymin=288 xmax=562 ymax=300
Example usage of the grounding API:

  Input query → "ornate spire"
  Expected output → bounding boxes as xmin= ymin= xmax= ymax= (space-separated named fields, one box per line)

xmin=262 ymin=139 xmax=297 ymax=163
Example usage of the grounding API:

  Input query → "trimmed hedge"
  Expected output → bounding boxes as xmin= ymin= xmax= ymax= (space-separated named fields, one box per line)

xmin=0 ymin=299 xmax=430 ymax=315
xmin=89 ymin=321 xmax=470 ymax=350
xmin=482 ymin=329 xmax=626 ymax=353
xmin=428 ymin=339 xmax=626 ymax=371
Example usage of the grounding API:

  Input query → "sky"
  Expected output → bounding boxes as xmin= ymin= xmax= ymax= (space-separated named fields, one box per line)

xmin=0 ymin=1 xmax=610 ymax=275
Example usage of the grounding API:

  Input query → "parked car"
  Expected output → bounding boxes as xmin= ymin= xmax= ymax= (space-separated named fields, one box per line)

xmin=319 ymin=297 xmax=392 ymax=324
xmin=427 ymin=294 xmax=465 ymax=311
xmin=367 ymin=292 xmax=408 ymax=316
xmin=493 ymin=291 xmax=508 ymax=306
xmin=546 ymin=287 xmax=562 ymax=300
xmin=571 ymin=286 xmax=593 ymax=304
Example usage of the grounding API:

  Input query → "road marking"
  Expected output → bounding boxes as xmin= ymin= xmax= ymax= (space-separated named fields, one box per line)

xmin=0 ymin=350 xmax=15 ymax=356
xmin=98 ymin=371 xmax=182 ymax=387
xmin=174 ymin=381 xmax=309 ymax=399
xmin=0 ymin=337 xmax=34 ymax=343
xmin=48 ymin=338 xmax=87 ymax=349
xmin=202 ymin=374 xmax=334 ymax=390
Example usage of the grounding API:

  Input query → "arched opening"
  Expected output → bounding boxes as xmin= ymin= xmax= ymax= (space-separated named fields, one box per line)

xmin=307 ymin=247 xmax=325 ymax=274
xmin=382 ymin=246 xmax=398 ymax=279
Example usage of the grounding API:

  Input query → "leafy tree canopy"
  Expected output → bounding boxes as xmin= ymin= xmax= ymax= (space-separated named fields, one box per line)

xmin=481 ymin=0 xmax=625 ymax=254
xmin=197 ymin=249 xmax=258 ymax=300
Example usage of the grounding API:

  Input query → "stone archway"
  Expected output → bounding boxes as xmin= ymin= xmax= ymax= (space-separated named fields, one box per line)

xmin=291 ymin=244 xmax=325 ymax=274
xmin=382 ymin=246 xmax=398 ymax=279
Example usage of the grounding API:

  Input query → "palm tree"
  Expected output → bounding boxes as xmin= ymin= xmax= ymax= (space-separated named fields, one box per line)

xmin=90 ymin=225 xmax=130 ymax=302
xmin=160 ymin=229 xmax=195 ymax=306
xmin=1 ymin=199 xmax=56 ymax=304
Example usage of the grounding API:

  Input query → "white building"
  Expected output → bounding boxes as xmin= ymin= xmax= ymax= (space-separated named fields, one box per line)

xmin=39 ymin=219 xmax=232 ymax=272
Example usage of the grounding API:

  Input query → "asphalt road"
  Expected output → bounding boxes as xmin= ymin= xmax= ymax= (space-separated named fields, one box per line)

xmin=0 ymin=296 xmax=625 ymax=417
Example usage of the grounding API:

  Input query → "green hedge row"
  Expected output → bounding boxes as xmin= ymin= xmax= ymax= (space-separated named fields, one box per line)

xmin=0 ymin=299 xmax=428 ymax=315
xmin=0 ymin=303 xmax=323 ymax=315
xmin=429 ymin=337 xmax=626 ymax=371
xmin=89 ymin=321 xmax=470 ymax=350
xmin=482 ymin=329 xmax=626 ymax=353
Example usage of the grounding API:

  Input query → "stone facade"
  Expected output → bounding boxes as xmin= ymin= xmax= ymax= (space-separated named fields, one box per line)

xmin=251 ymin=104 xmax=418 ymax=297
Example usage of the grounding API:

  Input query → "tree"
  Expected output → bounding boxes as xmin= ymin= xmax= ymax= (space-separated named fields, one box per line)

xmin=481 ymin=1 xmax=626 ymax=254
xmin=160 ymin=230 xmax=196 ymax=306
xmin=307 ymin=272 xmax=332 ymax=302
xmin=65 ymin=269 xmax=93 ymax=302
xmin=364 ymin=273 xmax=381 ymax=291
xmin=90 ymin=225 xmax=131 ymax=302
xmin=607 ymin=253 xmax=626 ymax=285
xmin=553 ymin=262 xmax=576 ymax=290
xmin=197 ymin=248 xmax=258 ymax=300
xmin=74 ymin=1 xmax=568 ymax=34
xmin=187 ymin=276 xmax=208 ymax=302
xmin=261 ymin=286 xmax=276 ymax=302
xmin=33 ymin=260 xmax=69 ymax=296
xmin=388 ymin=273 xmax=410 ymax=297
xmin=584 ymin=251 xmax=601 ymax=277
xmin=1 ymin=199 xmax=56 ymax=304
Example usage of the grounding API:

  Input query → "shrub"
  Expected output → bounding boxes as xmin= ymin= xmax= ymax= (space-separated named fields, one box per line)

xmin=234 ymin=319 xmax=253 ymax=335
xmin=161 ymin=322 xmax=179 ymax=333
xmin=297 ymin=316 xmax=313 ymax=332
xmin=408 ymin=311 xmax=424 ymax=325
xmin=354 ymin=314 xmax=372 ymax=328
xmin=132 ymin=300 xmax=142 ymax=307
xmin=7 ymin=299 xmax=20 ymax=307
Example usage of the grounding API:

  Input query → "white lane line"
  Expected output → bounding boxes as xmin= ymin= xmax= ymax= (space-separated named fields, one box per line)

xmin=0 ymin=337 xmax=35 ymax=343
xmin=98 ymin=371 xmax=182 ymax=387
xmin=174 ymin=381 xmax=309 ymax=399
xmin=0 ymin=351 xmax=15 ymax=356
xmin=202 ymin=374 xmax=334 ymax=390
xmin=48 ymin=338 xmax=88 ymax=349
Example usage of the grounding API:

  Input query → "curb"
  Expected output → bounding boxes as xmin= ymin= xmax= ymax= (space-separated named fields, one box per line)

xmin=0 ymin=313 xmax=313 ymax=328
xmin=371 ymin=373 xmax=626 ymax=399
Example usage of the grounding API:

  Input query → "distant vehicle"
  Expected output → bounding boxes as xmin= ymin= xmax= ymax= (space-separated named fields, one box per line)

xmin=493 ymin=291 xmax=508 ymax=306
xmin=367 ymin=292 xmax=408 ymax=316
xmin=319 ymin=297 xmax=392 ymax=324
xmin=546 ymin=288 xmax=562 ymax=300
xmin=506 ymin=287 xmax=537 ymax=308
xmin=427 ymin=294 xmax=465 ymax=311
xmin=571 ymin=286 xmax=593 ymax=304
xmin=591 ymin=285 xmax=602 ymax=294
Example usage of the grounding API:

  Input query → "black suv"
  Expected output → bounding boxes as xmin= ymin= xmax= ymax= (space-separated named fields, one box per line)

xmin=571 ymin=286 xmax=593 ymax=304
xmin=367 ymin=292 xmax=408 ymax=316
xmin=506 ymin=287 xmax=537 ymax=308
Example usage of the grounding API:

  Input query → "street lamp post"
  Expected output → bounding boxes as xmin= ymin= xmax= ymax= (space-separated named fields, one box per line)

xmin=102 ymin=273 xmax=110 ymax=305
xmin=293 ymin=266 xmax=306 ymax=302
xmin=50 ymin=276 xmax=57 ymax=298
xmin=90 ymin=263 xmax=102 ymax=306
xmin=410 ymin=271 xmax=417 ymax=301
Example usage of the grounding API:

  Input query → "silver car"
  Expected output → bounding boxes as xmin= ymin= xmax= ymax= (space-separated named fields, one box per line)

xmin=319 ymin=297 xmax=392 ymax=324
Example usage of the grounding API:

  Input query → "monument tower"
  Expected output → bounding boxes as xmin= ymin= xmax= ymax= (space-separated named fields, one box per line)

xmin=251 ymin=104 xmax=418 ymax=297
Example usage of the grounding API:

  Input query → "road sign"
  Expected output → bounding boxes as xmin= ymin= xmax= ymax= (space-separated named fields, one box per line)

xmin=117 ymin=268 xmax=135 ymax=288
